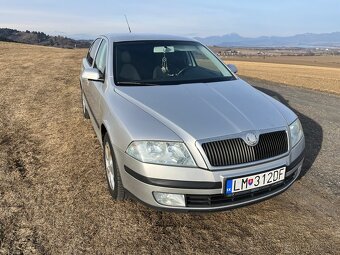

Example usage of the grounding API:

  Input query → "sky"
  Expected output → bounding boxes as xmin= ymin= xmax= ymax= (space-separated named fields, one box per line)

xmin=0 ymin=0 xmax=339 ymax=38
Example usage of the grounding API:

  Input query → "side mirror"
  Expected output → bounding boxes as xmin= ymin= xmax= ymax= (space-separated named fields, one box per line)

xmin=227 ymin=64 xmax=238 ymax=74
xmin=82 ymin=68 xmax=103 ymax=81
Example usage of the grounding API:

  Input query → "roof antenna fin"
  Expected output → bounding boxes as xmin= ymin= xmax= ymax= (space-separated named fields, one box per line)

xmin=124 ymin=14 xmax=132 ymax=33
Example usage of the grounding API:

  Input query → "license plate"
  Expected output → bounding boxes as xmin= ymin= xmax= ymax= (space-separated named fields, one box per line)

xmin=225 ymin=167 xmax=286 ymax=195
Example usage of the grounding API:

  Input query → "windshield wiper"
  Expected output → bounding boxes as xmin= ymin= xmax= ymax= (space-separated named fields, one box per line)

xmin=200 ymin=76 xmax=236 ymax=83
xmin=116 ymin=81 xmax=160 ymax=86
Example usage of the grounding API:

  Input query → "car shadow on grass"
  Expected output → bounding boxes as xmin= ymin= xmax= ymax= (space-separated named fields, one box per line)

xmin=254 ymin=85 xmax=323 ymax=178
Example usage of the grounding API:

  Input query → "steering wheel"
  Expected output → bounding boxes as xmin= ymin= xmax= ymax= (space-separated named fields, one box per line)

xmin=176 ymin=66 xmax=195 ymax=76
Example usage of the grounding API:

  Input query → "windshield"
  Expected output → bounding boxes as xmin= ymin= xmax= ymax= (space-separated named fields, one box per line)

xmin=114 ymin=40 xmax=236 ymax=85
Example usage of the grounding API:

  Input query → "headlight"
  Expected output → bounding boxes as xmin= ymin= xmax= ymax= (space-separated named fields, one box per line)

xmin=289 ymin=119 xmax=303 ymax=148
xmin=126 ymin=141 xmax=196 ymax=167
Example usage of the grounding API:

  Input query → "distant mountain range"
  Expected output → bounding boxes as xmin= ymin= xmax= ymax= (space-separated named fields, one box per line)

xmin=0 ymin=28 xmax=91 ymax=48
xmin=2 ymin=28 xmax=340 ymax=49
xmin=195 ymin=32 xmax=340 ymax=48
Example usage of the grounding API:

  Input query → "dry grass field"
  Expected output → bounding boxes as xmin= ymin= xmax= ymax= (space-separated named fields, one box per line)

xmin=0 ymin=42 xmax=339 ymax=254
xmin=224 ymin=59 xmax=340 ymax=94
xmin=224 ymin=55 xmax=340 ymax=68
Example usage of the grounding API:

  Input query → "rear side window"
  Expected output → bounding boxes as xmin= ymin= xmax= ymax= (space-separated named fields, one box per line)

xmin=94 ymin=40 xmax=107 ymax=75
xmin=86 ymin=39 xmax=101 ymax=66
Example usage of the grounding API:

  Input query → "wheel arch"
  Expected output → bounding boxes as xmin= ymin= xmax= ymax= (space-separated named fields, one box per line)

xmin=101 ymin=122 xmax=108 ymax=146
xmin=100 ymin=120 xmax=120 ymax=151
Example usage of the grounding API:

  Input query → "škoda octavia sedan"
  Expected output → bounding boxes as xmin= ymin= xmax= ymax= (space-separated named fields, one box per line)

xmin=80 ymin=34 xmax=305 ymax=211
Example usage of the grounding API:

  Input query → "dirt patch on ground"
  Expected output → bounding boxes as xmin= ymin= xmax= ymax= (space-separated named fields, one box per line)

xmin=0 ymin=42 xmax=339 ymax=254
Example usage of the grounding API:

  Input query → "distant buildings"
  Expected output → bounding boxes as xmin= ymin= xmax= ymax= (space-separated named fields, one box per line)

xmin=216 ymin=49 xmax=240 ymax=56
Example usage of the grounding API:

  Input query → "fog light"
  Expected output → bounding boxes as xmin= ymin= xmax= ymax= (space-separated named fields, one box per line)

xmin=153 ymin=192 xmax=186 ymax=207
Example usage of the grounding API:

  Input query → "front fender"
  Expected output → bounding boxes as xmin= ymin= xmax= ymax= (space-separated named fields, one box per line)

xmin=101 ymin=88 xmax=182 ymax=153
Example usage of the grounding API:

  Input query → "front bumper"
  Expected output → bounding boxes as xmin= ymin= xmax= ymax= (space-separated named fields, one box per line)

xmin=116 ymin=137 xmax=305 ymax=212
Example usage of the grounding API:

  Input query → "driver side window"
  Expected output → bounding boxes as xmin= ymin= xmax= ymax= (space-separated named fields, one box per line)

xmin=94 ymin=40 xmax=108 ymax=75
xmin=86 ymin=39 xmax=101 ymax=66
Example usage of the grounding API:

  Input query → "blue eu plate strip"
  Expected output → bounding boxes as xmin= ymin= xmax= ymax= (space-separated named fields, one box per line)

xmin=226 ymin=179 xmax=233 ymax=195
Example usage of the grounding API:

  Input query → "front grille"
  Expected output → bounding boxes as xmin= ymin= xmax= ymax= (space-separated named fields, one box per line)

xmin=186 ymin=173 xmax=295 ymax=208
xmin=201 ymin=131 xmax=288 ymax=167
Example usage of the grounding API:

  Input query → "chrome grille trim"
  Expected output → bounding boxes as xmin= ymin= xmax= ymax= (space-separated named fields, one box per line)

xmin=201 ymin=130 xmax=288 ymax=167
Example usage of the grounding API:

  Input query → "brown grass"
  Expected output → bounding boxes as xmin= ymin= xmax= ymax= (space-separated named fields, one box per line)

xmin=0 ymin=42 xmax=339 ymax=254
xmin=224 ymin=60 xmax=340 ymax=94
xmin=224 ymin=55 xmax=340 ymax=68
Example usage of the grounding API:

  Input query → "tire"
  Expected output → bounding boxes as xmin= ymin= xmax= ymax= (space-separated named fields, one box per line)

xmin=81 ymin=90 xmax=90 ymax=119
xmin=103 ymin=133 xmax=126 ymax=200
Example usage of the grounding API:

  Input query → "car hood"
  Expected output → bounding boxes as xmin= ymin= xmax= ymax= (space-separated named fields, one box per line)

xmin=115 ymin=79 xmax=292 ymax=141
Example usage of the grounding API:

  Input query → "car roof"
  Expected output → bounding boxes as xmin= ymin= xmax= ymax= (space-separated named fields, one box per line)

xmin=102 ymin=33 xmax=197 ymax=43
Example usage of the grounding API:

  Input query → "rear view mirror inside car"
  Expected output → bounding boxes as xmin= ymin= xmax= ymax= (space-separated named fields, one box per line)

xmin=153 ymin=46 xmax=174 ymax=53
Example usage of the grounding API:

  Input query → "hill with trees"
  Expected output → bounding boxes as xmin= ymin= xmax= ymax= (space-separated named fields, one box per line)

xmin=0 ymin=28 xmax=91 ymax=48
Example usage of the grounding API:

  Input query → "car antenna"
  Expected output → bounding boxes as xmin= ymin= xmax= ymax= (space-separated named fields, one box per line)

xmin=124 ymin=14 xmax=132 ymax=33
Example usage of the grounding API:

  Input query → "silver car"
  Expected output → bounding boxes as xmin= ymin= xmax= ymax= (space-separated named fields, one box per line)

xmin=80 ymin=34 xmax=305 ymax=211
